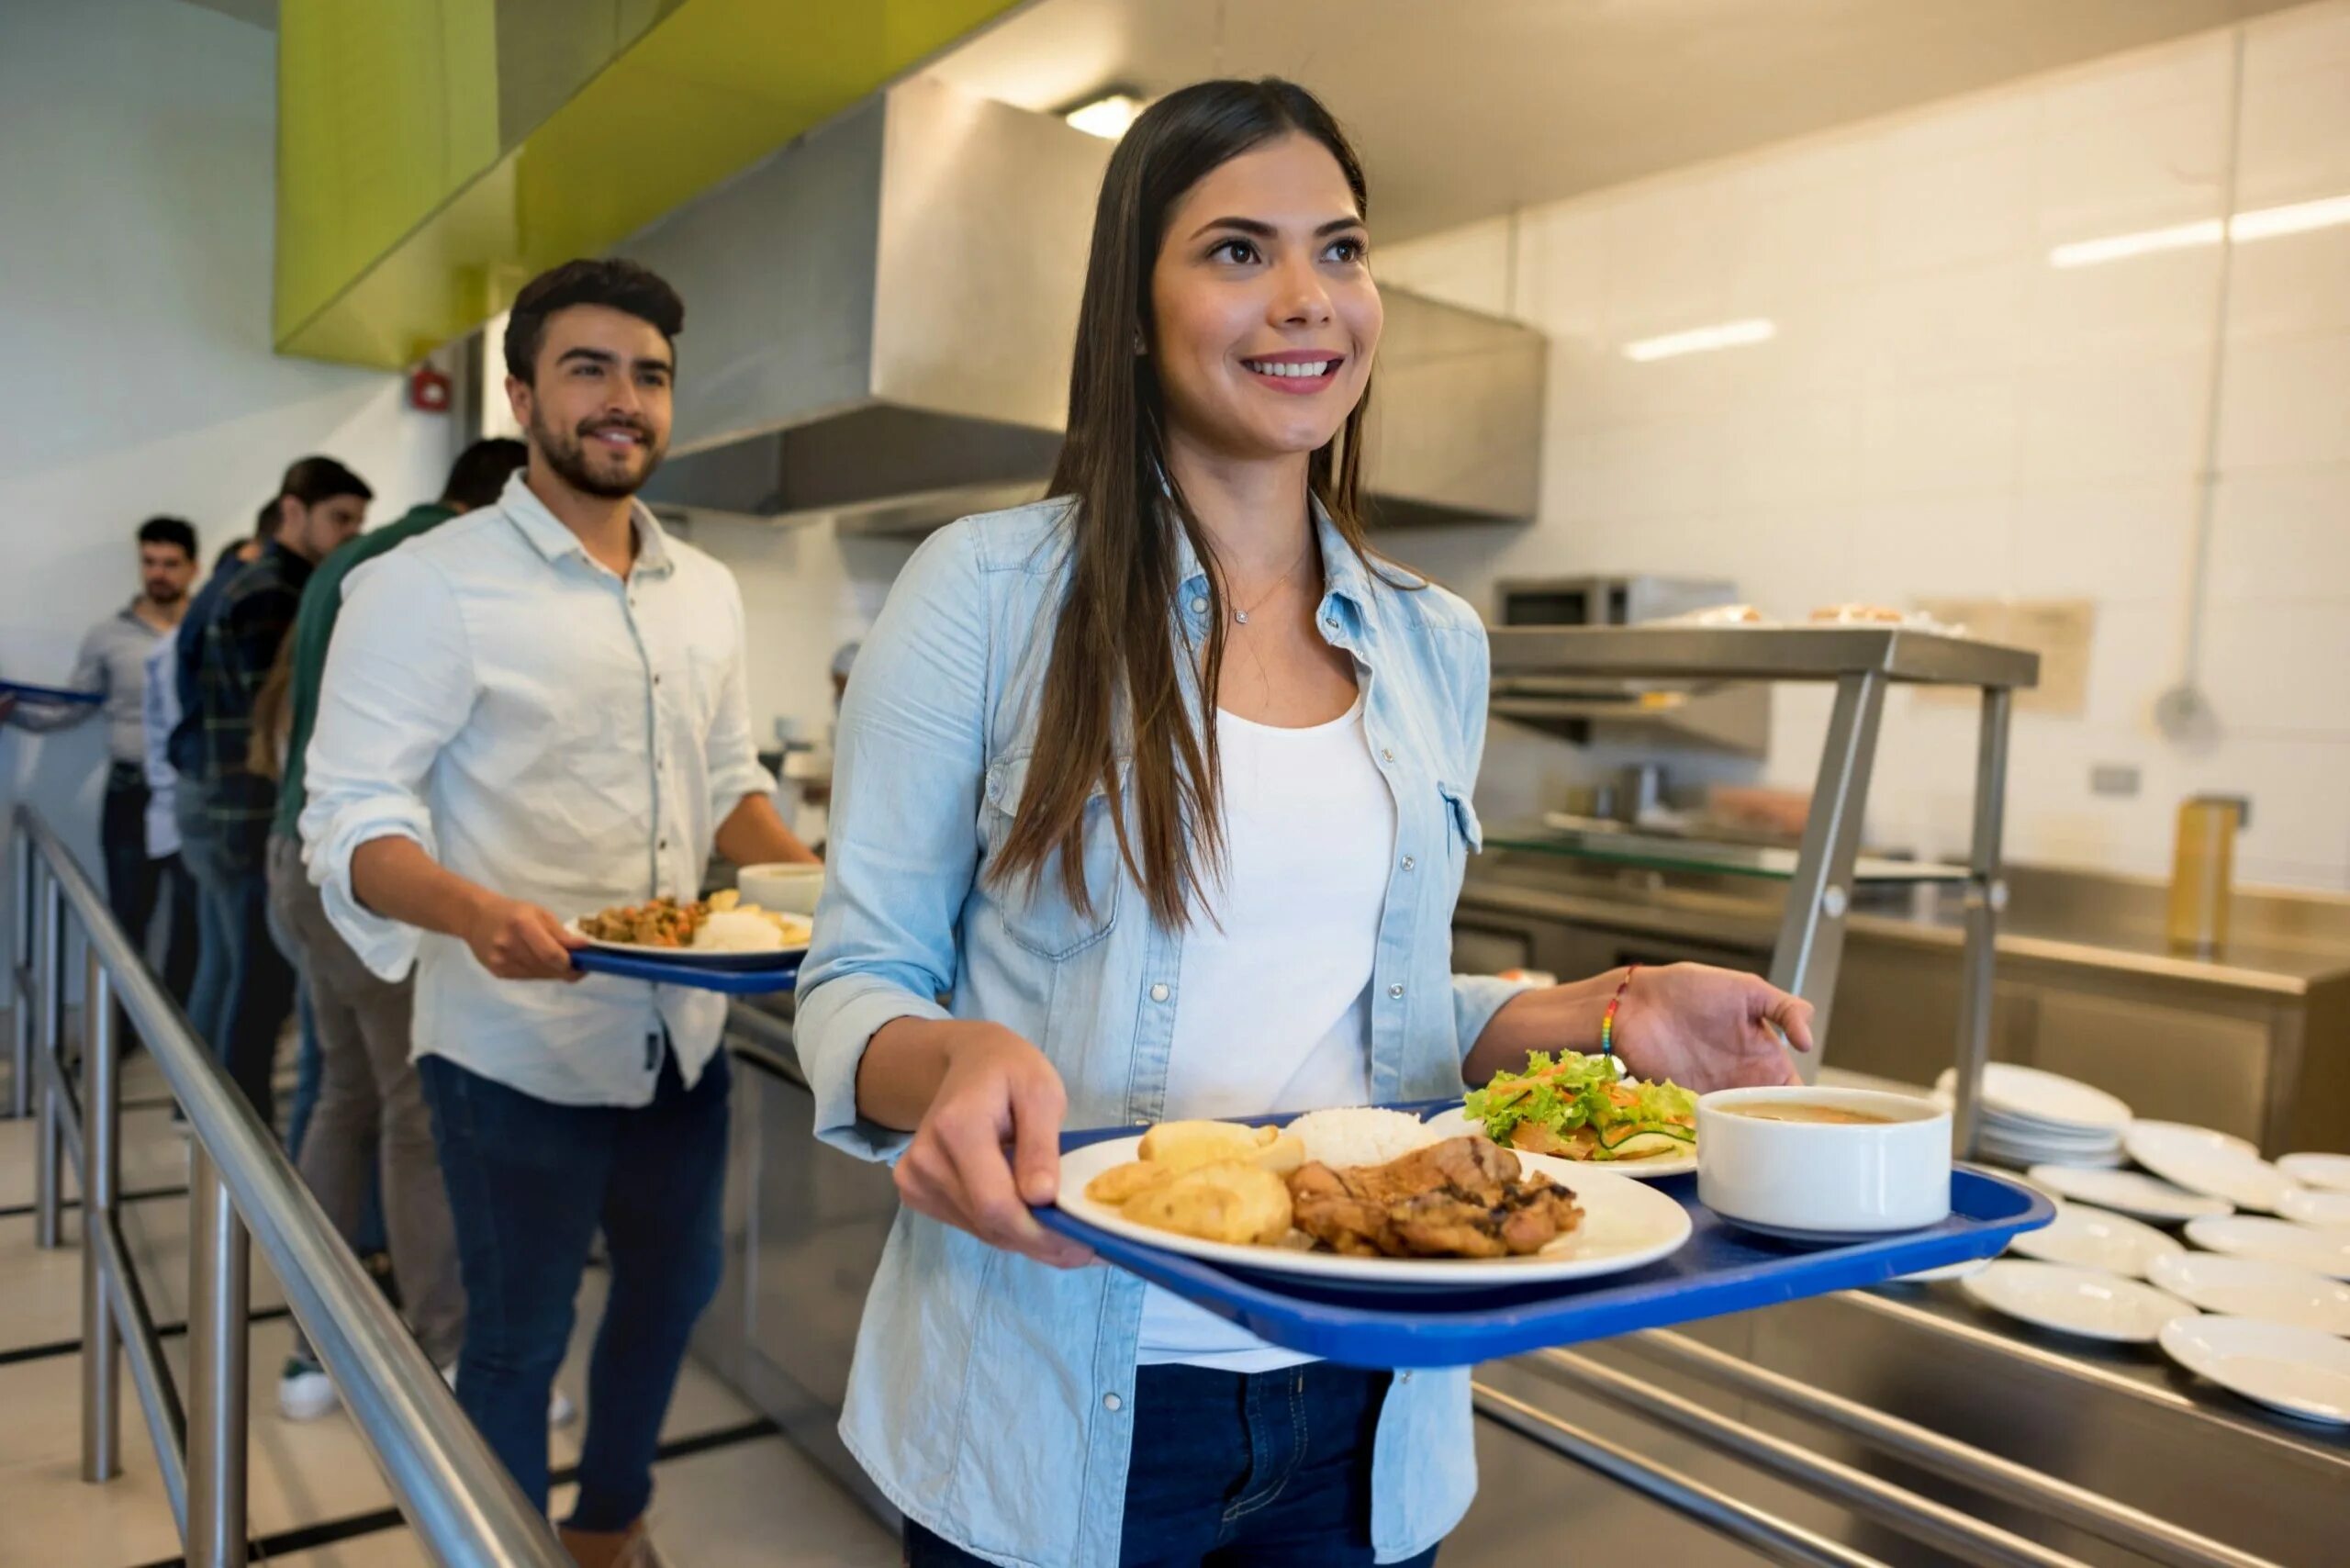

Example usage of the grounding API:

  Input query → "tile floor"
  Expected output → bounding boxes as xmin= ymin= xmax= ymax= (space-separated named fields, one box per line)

xmin=0 ymin=1047 xmax=896 ymax=1566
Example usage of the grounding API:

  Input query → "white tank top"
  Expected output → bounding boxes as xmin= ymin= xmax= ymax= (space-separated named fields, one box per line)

xmin=1136 ymin=693 xmax=1398 ymax=1371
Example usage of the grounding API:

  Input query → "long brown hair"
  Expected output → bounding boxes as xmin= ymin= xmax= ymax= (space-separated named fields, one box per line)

xmin=994 ymin=79 xmax=1386 ymax=931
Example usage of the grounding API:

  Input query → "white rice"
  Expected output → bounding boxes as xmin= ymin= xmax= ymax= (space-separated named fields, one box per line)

xmin=1284 ymin=1107 xmax=1441 ymax=1170
xmin=691 ymin=909 xmax=786 ymax=954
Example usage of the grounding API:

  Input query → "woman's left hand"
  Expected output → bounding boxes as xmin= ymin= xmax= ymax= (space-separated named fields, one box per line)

xmin=1610 ymin=963 xmax=1813 ymax=1091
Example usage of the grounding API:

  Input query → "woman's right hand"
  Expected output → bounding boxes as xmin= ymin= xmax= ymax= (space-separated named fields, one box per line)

xmin=893 ymin=1024 xmax=1095 ymax=1271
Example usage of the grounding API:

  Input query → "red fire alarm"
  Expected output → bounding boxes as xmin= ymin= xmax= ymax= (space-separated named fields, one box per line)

xmin=408 ymin=364 xmax=453 ymax=412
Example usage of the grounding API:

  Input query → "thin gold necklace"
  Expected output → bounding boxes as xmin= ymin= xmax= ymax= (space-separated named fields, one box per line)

xmin=1229 ymin=537 xmax=1315 ymax=625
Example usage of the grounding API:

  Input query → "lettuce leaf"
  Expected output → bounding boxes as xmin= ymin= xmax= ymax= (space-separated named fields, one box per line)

xmin=1466 ymin=1050 xmax=1695 ymax=1155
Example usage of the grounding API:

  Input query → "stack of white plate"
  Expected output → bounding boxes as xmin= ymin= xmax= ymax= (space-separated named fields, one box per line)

xmin=1938 ymin=1065 xmax=2132 ymax=1168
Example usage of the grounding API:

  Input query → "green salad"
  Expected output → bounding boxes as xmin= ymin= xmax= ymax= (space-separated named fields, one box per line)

xmin=1463 ymin=1051 xmax=1698 ymax=1161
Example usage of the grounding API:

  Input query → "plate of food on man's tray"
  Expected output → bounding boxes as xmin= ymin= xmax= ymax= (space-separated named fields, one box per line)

xmin=1054 ymin=1106 xmax=1693 ymax=1290
xmin=565 ymin=891 xmax=811 ymax=969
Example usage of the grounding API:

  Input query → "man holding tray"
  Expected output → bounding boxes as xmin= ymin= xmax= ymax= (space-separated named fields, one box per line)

xmin=300 ymin=257 xmax=814 ymax=1568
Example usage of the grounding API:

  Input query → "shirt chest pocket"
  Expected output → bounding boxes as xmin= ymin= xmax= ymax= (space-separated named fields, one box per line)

xmin=978 ymin=751 xmax=1125 ymax=961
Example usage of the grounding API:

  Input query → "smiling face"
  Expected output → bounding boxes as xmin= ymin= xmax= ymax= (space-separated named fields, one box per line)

xmin=508 ymin=303 xmax=674 ymax=499
xmin=1147 ymin=132 xmax=1382 ymax=467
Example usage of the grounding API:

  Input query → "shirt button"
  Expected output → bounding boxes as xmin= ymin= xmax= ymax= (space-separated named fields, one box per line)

xmin=1381 ymin=748 xmax=1395 ymax=763
xmin=1102 ymin=1393 xmax=1125 ymax=1413
xmin=653 ymin=674 xmax=662 ymax=687
xmin=658 ymin=838 xmax=670 ymax=851
xmin=1401 ymin=855 xmax=1416 ymax=871
xmin=1388 ymin=983 xmax=1405 ymax=1000
xmin=1398 ymin=1370 xmax=1415 ymax=1384
xmin=1149 ymin=983 xmax=1169 ymax=1002
xmin=1190 ymin=597 xmax=1208 ymax=615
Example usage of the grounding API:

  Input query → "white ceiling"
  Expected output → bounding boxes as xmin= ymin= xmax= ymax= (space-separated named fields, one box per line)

xmin=931 ymin=0 xmax=2304 ymax=240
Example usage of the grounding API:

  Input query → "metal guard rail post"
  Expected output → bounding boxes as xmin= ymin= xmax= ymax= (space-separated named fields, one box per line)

xmin=11 ymin=807 xmax=569 ymax=1568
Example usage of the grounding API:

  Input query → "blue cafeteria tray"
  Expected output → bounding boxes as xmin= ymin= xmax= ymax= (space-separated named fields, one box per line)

xmin=569 ymin=947 xmax=802 ymax=994
xmin=1 ymin=678 xmax=104 ymax=707
xmin=1035 ymin=1103 xmax=2054 ymax=1369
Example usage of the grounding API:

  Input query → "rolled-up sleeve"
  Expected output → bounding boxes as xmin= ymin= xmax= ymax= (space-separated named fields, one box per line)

xmin=702 ymin=571 xmax=778 ymax=819
xmin=298 ymin=551 xmax=474 ymax=980
xmin=1444 ymin=618 xmax=1533 ymax=1060
xmin=794 ymin=524 xmax=990 ymax=1163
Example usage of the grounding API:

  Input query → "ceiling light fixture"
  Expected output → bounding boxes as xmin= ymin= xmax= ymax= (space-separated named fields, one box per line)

xmin=2049 ymin=193 xmax=2350 ymax=268
xmin=1063 ymin=90 xmax=1147 ymax=140
xmin=1622 ymin=318 xmax=1777 ymax=363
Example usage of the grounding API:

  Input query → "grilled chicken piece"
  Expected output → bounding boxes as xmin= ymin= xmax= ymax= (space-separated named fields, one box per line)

xmin=1286 ymin=1135 xmax=1583 ymax=1260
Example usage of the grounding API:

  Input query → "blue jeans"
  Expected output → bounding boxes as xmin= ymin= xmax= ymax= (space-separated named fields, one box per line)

xmin=902 ymin=1362 xmax=1437 ymax=1568
xmin=209 ymin=832 xmax=293 ymax=1125
xmin=173 ymin=782 xmax=232 ymax=1063
xmin=419 ymin=1045 xmax=730 ymax=1530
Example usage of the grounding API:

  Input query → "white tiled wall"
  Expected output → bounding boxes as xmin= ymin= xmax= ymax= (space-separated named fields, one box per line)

xmin=1376 ymin=1 xmax=2350 ymax=890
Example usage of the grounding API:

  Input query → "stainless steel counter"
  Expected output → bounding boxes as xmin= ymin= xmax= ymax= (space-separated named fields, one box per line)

xmin=699 ymin=1000 xmax=2347 ymax=1568
xmin=1458 ymin=857 xmax=2350 ymax=1153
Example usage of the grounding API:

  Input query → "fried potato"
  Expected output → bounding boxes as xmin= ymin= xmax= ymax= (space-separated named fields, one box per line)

xmin=1136 ymin=1119 xmax=1278 ymax=1173
xmin=1083 ymin=1159 xmax=1178 ymax=1206
xmin=708 ymin=889 xmax=741 ymax=912
xmin=1122 ymin=1161 xmax=1293 ymax=1246
xmin=1249 ymin=1130 xmax=1306 ymax=1177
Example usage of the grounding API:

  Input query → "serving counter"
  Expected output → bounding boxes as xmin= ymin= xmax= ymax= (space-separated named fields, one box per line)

xmin=695 ymin=1001 xmax=2346 ymax=1568
xmin=1456 ymin=857 xmax=2350 ymax=1157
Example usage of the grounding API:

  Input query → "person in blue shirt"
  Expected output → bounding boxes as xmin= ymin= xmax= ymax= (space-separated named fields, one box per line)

xmin=797 ymin=79 xmax=1814 ymax=1568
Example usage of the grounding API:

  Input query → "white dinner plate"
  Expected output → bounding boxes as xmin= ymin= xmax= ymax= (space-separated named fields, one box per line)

xmin=2159 ymin=1316 xmax=2350 ymax=1425
xmin=1935 ymin=1065 xmax=2132 ymax=1135
xmin=1421 ymin=1105 xmax=1697 ymax=1180
xmin=1979 ymin=1131 xmax=2123 ymax=1170
xmin=2131 ymin=1121 xmax=2258 ymax=1159
xmin=2125 ymin=1125 xmax=2295 ymax=1213
xmin=565 ymin=919 xmax=810 ymax=967
xmin=2147 ymin=1253 xmax=2350 ymax=1337
xmin=2280 ymin=1188 xmax=2350 ymax=1228
xmin=1054 ymin=1134 xmax=1693 ymax=1289
xmin=2185 ymin=1216 xmax=2350 ymax=1281
xmin=2279 ymin=1153 xmax=2350 ymax=1194
xmin=1978 ymin=1114 xmax=2123 ymax=1148
xmin=2027 ymin=1165 xmax=2231 ymax=1223
xmin=1961 ymin=1260 xmax=2195 ymax=1343
xmin=2007 ymin=1204 xmax=2182 ymax=1278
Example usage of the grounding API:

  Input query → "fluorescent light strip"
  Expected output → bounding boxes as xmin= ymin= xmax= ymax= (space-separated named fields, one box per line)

xmin=2050 ymin=194 xmax=2350 ymax=268
xmin=1065 ymin=93 xmax=1146 ymax=140
xmin=1622 ymin=318 xmax=1777 ymax=363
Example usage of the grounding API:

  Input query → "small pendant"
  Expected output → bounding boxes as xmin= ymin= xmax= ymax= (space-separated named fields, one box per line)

xmin=1234 ymin=610 xmax=1250 ymax=624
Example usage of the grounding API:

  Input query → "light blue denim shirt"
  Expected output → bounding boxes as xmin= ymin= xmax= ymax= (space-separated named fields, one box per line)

xmin=796 ymin=497 xmax=1528 ymax=1568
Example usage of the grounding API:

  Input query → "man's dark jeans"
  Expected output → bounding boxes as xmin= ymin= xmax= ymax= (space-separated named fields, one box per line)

xmin=419 ymin=1046 xmax=730 ymax=1532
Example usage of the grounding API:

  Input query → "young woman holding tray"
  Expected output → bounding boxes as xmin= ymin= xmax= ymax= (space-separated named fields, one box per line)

xmin=797 ymin=78 xmax=1813 ymax=1568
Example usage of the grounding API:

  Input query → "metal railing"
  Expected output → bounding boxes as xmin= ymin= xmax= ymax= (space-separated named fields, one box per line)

xmin=7 ymin=807 xmax=570 ymax=1568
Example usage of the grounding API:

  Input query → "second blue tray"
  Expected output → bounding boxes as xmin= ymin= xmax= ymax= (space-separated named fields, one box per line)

xmin=1 ymin=678 xmax=103 ymax=707
xmin=1036 ymin=1108 xmax=2053 ymax=1368
xmin=569 ymin=947 xmax=802 ymax=994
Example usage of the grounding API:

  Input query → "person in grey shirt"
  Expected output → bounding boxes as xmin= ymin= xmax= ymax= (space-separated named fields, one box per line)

xmin=12 ymin=516 xmax=199 ymax=981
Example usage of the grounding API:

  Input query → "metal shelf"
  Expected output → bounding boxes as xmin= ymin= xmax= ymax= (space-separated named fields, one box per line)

xmin=1488 ymin=624 xmax=2041 ymax=689
xmin=1483 ymin=823 xmax=1971 ymax=884
xmin=1483 ymin=623 xmax=2040 ymax=1157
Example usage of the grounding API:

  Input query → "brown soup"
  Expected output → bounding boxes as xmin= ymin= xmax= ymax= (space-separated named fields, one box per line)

xmin=1721 ymin=1102 xmax=1895 ymax=1126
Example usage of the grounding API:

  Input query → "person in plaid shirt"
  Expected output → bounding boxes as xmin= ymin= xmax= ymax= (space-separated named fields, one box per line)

xmin=187 ymin=455 xmax=369 ymax=1114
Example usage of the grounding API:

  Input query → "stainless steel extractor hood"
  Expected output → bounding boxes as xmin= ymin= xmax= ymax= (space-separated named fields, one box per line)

xmin=628 ymin=76 xmax=1545 ymax=536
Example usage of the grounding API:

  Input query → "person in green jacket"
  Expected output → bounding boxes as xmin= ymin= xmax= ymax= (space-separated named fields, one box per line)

xmin=264 ymin=437 xmax=528 ymax=1421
